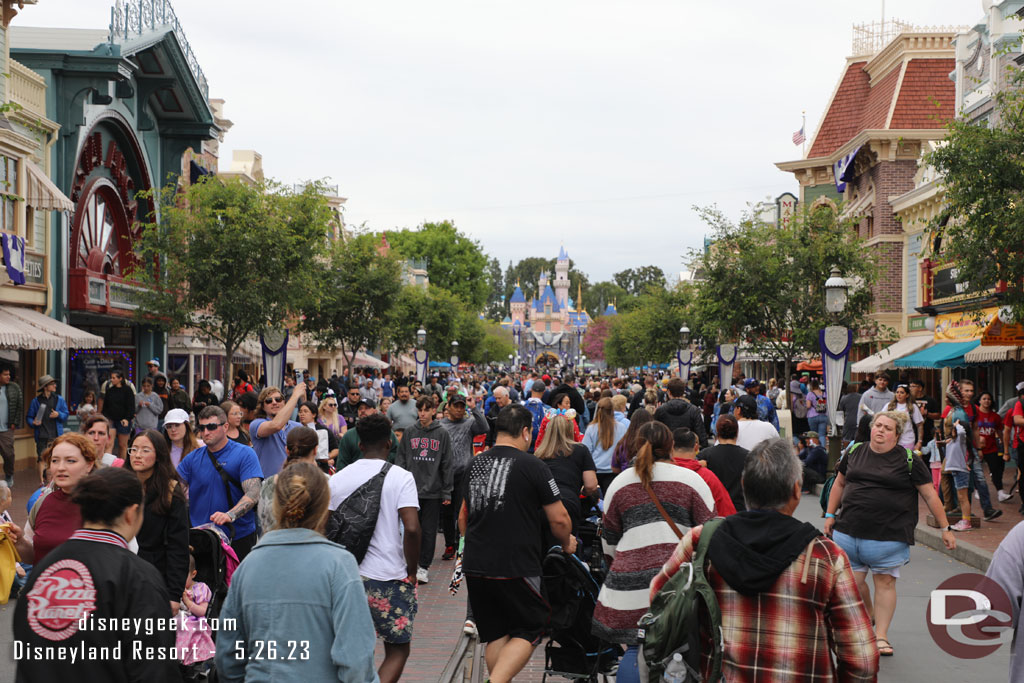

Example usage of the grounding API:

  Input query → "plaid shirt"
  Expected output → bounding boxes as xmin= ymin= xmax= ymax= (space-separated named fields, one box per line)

xmin=650 ymin=523 xmax=878 ymax=682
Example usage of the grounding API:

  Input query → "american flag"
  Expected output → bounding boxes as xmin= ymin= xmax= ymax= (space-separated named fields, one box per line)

xmin=792 ymin=125 xmax=806 ymax=146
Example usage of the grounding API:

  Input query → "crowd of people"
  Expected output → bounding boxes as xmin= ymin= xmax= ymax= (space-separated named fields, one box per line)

xmin=1 ymin=358 xmax=1023 ymax=681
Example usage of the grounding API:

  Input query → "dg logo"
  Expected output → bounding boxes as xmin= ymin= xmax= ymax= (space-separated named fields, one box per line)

xmin=926 ymin=573 xmax=1013 ymax=658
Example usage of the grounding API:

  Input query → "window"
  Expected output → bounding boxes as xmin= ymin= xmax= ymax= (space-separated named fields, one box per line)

xmin=0 ymin=156 xmax=18 ymax=234
xmin=545 ymin=322 xmax=551 ymax=332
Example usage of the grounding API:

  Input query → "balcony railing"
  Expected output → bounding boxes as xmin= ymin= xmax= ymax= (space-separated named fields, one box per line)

xmin=8 ymin=59 xmax=46 ymax=117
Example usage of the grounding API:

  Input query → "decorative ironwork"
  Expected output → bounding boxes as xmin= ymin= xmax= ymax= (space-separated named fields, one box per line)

xmin=109 ymin=0 xmax=209 ymax=99
xmin=850 ymin=19 xmax=965 ymax=57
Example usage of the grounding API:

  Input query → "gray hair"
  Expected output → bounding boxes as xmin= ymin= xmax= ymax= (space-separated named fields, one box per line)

xmin=742 ymin=438 xmax=802 ymax=511
xmin=0 ymin=480 xmax=11 ymax=505
xmin=871 ymin=410 xmax=908 ymax=435
xmin=492 ymin=386 xmax=509 ymax=399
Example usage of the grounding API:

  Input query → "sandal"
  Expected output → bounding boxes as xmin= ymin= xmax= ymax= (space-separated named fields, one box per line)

xmin=876 ymin=638 xmax=893 ymax=657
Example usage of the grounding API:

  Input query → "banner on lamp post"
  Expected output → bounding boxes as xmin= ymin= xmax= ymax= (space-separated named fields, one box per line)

xmin=260 ymin=329 xmax=288 ymax=390
xmin=677 ymin=348 xmax=693 ymax=380
xmin=414 ymin=349 xmax=429 ymax=384
xmin=819 ymin=326 xmax=853 ymax=433
xmin=717 ymin=344 xmax=737 ymax=390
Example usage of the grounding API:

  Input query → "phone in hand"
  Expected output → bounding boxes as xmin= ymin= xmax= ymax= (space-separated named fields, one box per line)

xmin=295 ymin=369 xmax=303 ymax=387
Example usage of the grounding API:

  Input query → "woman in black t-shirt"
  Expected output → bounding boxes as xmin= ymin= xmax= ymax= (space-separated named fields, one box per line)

xmin=535 ymin=414 xmax=598 ymax=532
xmin=823 ymin=410 xmax=955 ymax=658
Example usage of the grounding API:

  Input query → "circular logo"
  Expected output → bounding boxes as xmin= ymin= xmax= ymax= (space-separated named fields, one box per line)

xmin=26 ymin=559 xmax=97 ymax=641
xmin=926 ymin=573 xmax=1013 ymax=658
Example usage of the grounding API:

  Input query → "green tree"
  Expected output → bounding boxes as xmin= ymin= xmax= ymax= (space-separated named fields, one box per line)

xmin=387 ymin=220 xmax=489 ymax=310
xmin=613 ymin=265 xmax=667 ymax=296
xmin=603 ymin=287 xmax=689 ymax=368
xmin=386 ymin=285 xmax=467 ymax=361
xmin=927 ymin=61 xmax=1024 ymax=319
xmin=503 ymin=257 xmax=590 ymax=311
xmin=484 ymin=257 xmax=505 ymax=321
xmin=688 ymin=204 xmax=882 ymax=397
xmin=299 ymin=233 xmax=403 ymax=380
xmin=583 ymin=281 xmax=629 ymax=318
xmin=474 ymin=322 xmax=515 ymax=366
xmin=130 ymin=177 xmax=331 ymax=383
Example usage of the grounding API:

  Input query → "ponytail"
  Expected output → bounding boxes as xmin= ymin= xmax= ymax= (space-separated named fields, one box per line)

xmin=632 ymin=421 xmax=673 ymax=487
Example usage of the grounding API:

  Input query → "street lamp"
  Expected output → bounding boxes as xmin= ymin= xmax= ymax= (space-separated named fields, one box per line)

xmin=450 ymin=340 xmax=459 ymax=370
xmin=508 ymin=353 xmax=513 ymax=372
xmin=820 ymin=266 xmax=852 ymax=473
xmin=677 ymin=324 xmax=693 ymax=381
xmin=415 ymin=328 xmax=428 ymax=384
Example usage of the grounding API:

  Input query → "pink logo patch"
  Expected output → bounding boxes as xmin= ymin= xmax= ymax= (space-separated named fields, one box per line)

xmin=26 ymin=559 xmax=97 ymax=641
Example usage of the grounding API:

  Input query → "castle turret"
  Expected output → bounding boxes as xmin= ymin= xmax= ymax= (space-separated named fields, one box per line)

xmin=510 ymin=281 xmax=526 ymax=325
xmin=554 ymin=246 xmax=570 ymax=324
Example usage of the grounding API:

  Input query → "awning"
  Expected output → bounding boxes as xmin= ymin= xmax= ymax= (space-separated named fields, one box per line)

xmin=341 ymin=352 xmax=389 ymax=370
xmin=894 ymin=340 xmax=981 ymax=369
xmin=0 ymin=305 xmax=104 ymax=349
xmin=797 ymin=360 xmax=822 ymax=372
xmin=851 ymin=335 xmax=934 ymax=374
xmin=24 ymin=160 xmax=74 ymax=211
xmin=964 ymin=345 xmax=1022 ymax=364
xmin=0 ymin=307 xmax=63 ymax=349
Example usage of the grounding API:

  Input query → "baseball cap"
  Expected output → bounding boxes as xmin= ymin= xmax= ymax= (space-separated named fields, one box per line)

xmin=147 ymin=358 xmax=160 ymax=367
xmin=801 ymin=431 xmax=821 ymax=441
xmin=448 ymin=394 xmax=467 ymax=406
xmin=1017 ymin=381 xmax=1024 ymax=394
xmin=742 ymin=378 xmax=759 ymax=389
xmin=735 ymin=394 xmax=758 ymax=412
xmin=531 ymin=380 xmax=547 ymax=393
xmin=357 ymin=398 xmax=377 ymax=409
xmin=164 ymin=408 xmax=189 ymax=425
xmin=541 ymin=374 xmax=551 ymax=382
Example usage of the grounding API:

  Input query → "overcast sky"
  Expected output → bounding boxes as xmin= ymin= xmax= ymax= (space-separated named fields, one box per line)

xmin=22 ymin=0 xmax=985 ymax=283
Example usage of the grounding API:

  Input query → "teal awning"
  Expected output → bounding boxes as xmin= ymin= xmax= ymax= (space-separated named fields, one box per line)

xmin=894 ymin=340 xmax=981 ymax=369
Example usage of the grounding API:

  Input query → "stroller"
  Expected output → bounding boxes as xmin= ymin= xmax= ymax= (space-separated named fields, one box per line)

xmin=541 ymin=547 xmax=622 ymax=682
xmin=188 ymin=525 xmax=235 ymax=626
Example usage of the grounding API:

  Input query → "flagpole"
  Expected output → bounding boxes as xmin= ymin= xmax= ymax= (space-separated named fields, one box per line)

xmin=802 ymin=110 xmax=807 ymax=158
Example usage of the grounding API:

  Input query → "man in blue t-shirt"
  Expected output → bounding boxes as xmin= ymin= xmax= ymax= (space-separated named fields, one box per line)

xmin=178 ymin=405 xmax=264 ymax=559
xmin=249 ymin=383 xmax=305 ymax=477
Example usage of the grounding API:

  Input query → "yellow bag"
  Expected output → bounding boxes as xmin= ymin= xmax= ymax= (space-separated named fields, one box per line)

xmin=0 ymin=524 xmax=22 ymax=604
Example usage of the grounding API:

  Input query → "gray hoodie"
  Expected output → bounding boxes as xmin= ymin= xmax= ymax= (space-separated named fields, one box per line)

xmin=395 ymin=419 xmax=454 ymax=500
xmin=440 ymin=407 xmax=489 ymax=473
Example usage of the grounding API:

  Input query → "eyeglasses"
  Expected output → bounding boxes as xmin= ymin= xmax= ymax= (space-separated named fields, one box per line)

xmin=324 ymin=402 xmax=337 ymax=407
xmin=198 ymin=422 xmax=226 ymax=432
xmin=127 ymin=446 xmax=155 ymax=456
xmin=264 ymin=396 xmax=284 ymax=404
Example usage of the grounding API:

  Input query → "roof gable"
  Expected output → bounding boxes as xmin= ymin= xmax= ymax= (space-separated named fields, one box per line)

xmin=807 ymin=61 xmax=870 ymax=158
xmin=890 ymin=58 xmax=955 ymax=129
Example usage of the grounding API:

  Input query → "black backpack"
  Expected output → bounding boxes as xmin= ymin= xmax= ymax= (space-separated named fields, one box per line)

xmin=325 ymin=462 xmax=392 ymax=563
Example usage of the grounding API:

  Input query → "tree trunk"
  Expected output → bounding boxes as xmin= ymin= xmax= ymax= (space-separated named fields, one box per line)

xmin=783 ymin=355 xmax=792 ymax=440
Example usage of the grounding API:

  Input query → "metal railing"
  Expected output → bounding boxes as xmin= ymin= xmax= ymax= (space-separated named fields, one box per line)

xmin=851 ymin=19 xmax=964 ymax=56
xmin=109 ymin=0 xmax=209 ymax=99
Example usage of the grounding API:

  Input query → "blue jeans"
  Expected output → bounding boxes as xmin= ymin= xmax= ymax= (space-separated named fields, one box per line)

xmin=808 ymin=414 xmax=829 ymax=441
xmin=617 ymin=644 xmax=640 ymax=683
xmin=969 ymin=458 xmax=993 ymax=512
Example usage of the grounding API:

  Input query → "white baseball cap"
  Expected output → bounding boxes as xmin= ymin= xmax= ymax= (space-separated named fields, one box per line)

xmin=164 ymin=408 xmax=190 ymax=425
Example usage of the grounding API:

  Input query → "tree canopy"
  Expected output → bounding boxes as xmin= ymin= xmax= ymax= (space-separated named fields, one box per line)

xmin=613 ymin=265 xmax=667 ymax=296
xmin=387 ymin=220 xmax=489 ymax=310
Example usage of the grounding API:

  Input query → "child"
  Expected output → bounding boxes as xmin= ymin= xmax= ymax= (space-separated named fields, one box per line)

xmin=178 ymin=554 xmax=216 ymax=677
xmin=943 ymin=414 xmax=973 ymax=531
xmin=921 ymin=437 xmax=942 ymax=492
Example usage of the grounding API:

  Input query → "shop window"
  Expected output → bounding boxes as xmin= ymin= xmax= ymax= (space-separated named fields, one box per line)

xmin=0 ymin=156 xmax=18 ymax=234
xmin=0 ymin=350 xmax=37 ymax=431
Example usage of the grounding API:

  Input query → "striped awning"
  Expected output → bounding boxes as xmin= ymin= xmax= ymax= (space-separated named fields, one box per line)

xmin=0 ymin=305 xmax=104 ymax=349
xmin=964 ymin=345 xmax=1022 ymax=364
xmin=24 ymin=160 xmax=74 ymax=212
xmin=0 ymin=307 xmax=63 ymax=349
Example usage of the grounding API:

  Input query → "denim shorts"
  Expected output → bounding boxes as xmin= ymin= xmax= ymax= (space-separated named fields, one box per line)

xmin=363 ymin=577 xmax=417 ymax=644
xmin=832 ymin=529 xmax=910 ymax=577
xmin=950 ymin=470 xmax=970 ymax=490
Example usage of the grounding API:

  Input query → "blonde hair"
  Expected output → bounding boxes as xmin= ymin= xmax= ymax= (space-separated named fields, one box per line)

xmin=535 ymin=415 xmax=576 ymax=460
xmin=611 ymin=394 xmax=628 ymax=414
xmin=870 ymin=410 xmax=908 ymax=435
xmin=594 ymin=397 xmax=616 ymax=450
xmin=273 ymin=462 xmax=330 ymax=531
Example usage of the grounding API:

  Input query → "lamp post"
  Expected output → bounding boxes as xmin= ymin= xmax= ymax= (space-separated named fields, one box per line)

xmin=450 ymin=340 xmax=459 ymax=372
xmin=508 ymin=353 xmax=514 ymax=373
xmin=415 ymin=328 xmax=428 ymax=384
xmin=677 ymin=325 xmax=692 ymax=381
xmin=821 ymin=266 xmax=852 ymax=474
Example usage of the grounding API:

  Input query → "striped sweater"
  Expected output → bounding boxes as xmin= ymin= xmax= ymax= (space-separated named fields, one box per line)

xmin=592 ymin=461 xmax=715 ymax=644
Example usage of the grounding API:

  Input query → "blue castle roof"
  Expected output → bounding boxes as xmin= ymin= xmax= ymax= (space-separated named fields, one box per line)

xmin=533 ymin=284 xmax=561 ymax=313
xmin=558 ymin=245 xmax=568 ymax=260
xmin=510 ymin=285 xmax=525 ymax=303
xmin=603 ymin=303 xmax=617 ymax=316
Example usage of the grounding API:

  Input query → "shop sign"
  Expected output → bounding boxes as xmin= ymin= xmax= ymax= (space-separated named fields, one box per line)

xmin=934 ymin=308 xmax=995 ymax=342
xmin=23 ymin=253 xmax=44 ymax=285
xmin=108 ymin=282 xmax=140 ymax=310
xmin=908 ymin=315 xmax=929 ymax=332
xmin=982 ymin=315 xmax=1024 ymax=346
xmin=932 ymin=263 xmax=994 ymax=306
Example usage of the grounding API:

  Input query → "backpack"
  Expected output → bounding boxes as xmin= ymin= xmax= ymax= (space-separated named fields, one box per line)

xmin=638 ymin=517 xmax=725 ymax=683
xmin=819 ymin=442 xmax=914 ymax=513
xmin=792 ymin=393 xmax=808 ymax=419
xmin=813 ymin=392 xmax=827 ymax=414
xmin=525 ymin=400 xmax=546 ymax=450
xmin=325 ymin=462 xmax=392 ymax=563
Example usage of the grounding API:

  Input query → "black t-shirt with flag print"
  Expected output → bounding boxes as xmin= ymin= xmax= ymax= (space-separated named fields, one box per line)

xmin=462 ymin=445 xmax=560 ymax=578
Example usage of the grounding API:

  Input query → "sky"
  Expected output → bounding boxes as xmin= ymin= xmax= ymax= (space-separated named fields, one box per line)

xmin=19 ymin=0 xmax=987 ymax=283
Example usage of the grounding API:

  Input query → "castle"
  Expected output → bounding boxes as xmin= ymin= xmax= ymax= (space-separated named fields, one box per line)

xmin=501 ymin=247 xmax=610 ymax=367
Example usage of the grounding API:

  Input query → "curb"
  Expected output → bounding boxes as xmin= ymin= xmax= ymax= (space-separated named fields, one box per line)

xmin=915 ymin=523 xmax=993 ymax=572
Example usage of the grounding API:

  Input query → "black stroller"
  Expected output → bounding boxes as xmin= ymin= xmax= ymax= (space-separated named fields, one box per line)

xmin=541 ymin=547 xmax=621 ymax=682
xmin=183 ymin=527 xmax=232 ymax=682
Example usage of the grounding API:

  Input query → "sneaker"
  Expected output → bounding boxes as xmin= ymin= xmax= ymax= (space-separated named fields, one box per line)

xmin=974 ymin=491 xmax=981 ymax=501
xmin=416 ymin=567 xmax=430 ymax=584
xmin=998 ymin=490 xmax=1013 ymax=502
xmin=442 ymin=545 xmax=456 ymax=561
xmin=463 ymin=619 xmax=477 ymax=636
xmin=952 ymin=519 xmax=973 ymax=532
xmin=985 ymin=508 xmax=1004 ymax=521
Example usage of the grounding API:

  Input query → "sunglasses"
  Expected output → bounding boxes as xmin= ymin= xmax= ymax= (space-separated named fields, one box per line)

xmin=324 ymin=402 xmax=337 ymax=407
xmin=264 ymin=396 xmax=285 ymax=404
xmin=198 ymin=422 xmax=226 ymax=432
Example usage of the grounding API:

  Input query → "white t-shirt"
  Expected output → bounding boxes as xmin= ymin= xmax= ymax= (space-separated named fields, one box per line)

xmin=328 ymin=459 xmax=419 ymax=581
xmin=735 ymin=419 xmax=780 ymax=452
xmin=893 ymin=401 xmax=923 ymax=448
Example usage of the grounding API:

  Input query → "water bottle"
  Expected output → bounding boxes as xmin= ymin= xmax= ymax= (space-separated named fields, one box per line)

xmin=662 ymin=652 xmax=686 ymax=683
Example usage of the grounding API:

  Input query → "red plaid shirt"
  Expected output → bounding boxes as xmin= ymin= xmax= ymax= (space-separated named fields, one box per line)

xmin=650 ymin=523 xmax=878 ymax=682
